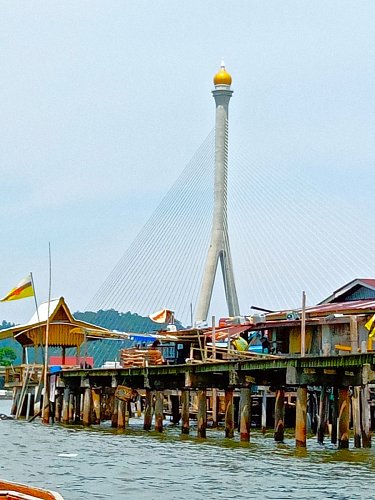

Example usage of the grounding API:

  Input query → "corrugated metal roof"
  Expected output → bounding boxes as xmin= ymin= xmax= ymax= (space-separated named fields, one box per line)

xmin=266 ymin=298 xmax=375 ymax=321
xmin=360 ymin=279 xmax=375 ymax=288
xmin=27 ymin=298 xmax=61 ymax=324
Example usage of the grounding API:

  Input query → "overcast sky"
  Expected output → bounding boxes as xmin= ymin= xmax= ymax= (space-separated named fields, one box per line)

xmin=1 ymin=1 xmax=375 ymax=324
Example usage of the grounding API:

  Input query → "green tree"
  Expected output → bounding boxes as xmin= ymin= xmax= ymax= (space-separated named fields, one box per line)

xmin=0 ymin=320 xmax=15 ymax=330
xmin=0 ymin=347 xmax=17 ymax=366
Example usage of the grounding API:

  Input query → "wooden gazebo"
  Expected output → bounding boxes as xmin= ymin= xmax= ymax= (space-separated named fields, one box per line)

xmin=0 ymin=296 xmax=126 ymax=364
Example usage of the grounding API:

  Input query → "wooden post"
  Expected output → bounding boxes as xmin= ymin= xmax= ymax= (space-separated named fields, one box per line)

xmin=74 ymin=392 xmax=81 ymax=423
xmin=211 ymin=388 xmax=218 ymax=428
xmin=181 ymin=389 xmax=190 ymax=435
xmin=111 ymin=396 xmax=118 ymax=428
xmin=43 ymin=376 xmax=50 ymax=424
xmin=143 ymin=389 xmax=153 ymax=431
xmin=361 ymin=385 xmax=372 ymax=448
xmin=331 ymin=387 xmax=338 ymax=445
xmin=296 ymin=386 xmax=307 ymax=447
xmin=352 ymin=387 xmax=362 ymax=448
xmin=317 ymin=386 xmax=328 ymax=444
xmin=197 ymin=390 xmax=207 ymax=438
xmin=11 ymin=388 xmax=19 ymax=416
xmin=62 ymin=388 xmax=70 ymax=424
xmin=154 ymin=391 xmax=164 ymax=432
xmin=136 ymin=397 xmax=142 ymax=418
xmin=212 ymin=315 xmax=216 ymax=360
xmin=239 ymin=387 xmax=251 ymax=442
xmin=261 ymin=389 xmax=267 ymax=434
xmin=350 ymin=316 xmax=358 ymax=353
xmin=55 ymin=391 xmax=62 ymax=422
xmin=92 ymin=389 xmax=101 ymax=424
xmin=82 ymin=387 xmax=91 ymax=426
xmin=25 ymin=393 xmax=31 ymax=421
xmin=117 ymin=400 xmax=125 ymax=430
xmin=338 ymin=388 xmax=350 ymax=449
xmin=301 ymin=291 xmax=306 ymax=357
xmin=68 ymin=393 xmax=74 ymax=424
xmin=274 ymin=389 xmax=285 ymax=442
xmin=171 ymin=394 xmax=180 ymax=424
xmin=224 ymin=388 xmax=234 ymax=438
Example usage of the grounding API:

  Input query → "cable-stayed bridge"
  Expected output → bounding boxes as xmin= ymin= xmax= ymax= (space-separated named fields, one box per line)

xmin=87 ymin=134 xmax=374 ymax=328
xmin=87 ymin=66 xmax=375 ymax=332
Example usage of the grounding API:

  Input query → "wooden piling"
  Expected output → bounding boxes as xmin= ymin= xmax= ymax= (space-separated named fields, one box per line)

xmin=261 ymin=389 xmax=267 ymax=434
xmin=239 ymin=387 xmax=251 ymax=442
xmin=211 ymin=388 xmax=218 ymax=428
xmin=125 ymin=401 xmax=130 ymax=427
xmin=68 ymin=393 xmax=74 ymax=424
xmin=82 ymin=387 xmax=91 ymax=426
xmin=74 ymin=393 xmax=81 ymax=424
xmin=274 ymin=389 xmax=285 ymax=442
xmin=136 ymin=398 xmax=142 ymax=418
xmin=143 ymin=389 xmax=153 ymax=431
xmin=117 ymin=400 xmax=125 ymax=430
xmin=224 ymin=388 xmax=234 ymax=438
xmin=338 ymin=388 xmax=350 ymax=449
xmin=25 ymin=393 xmax=31 ymax=421
xmin=352 ymin=386 xmax=362 ymax=448
xmin=295 ymin=386 xmax=307 ymax=447
xmin=11 ymin=388 xmax=19 ymax=416
xmin=154 ymin=391 xmax=164 ymax=432
xmin=197 ymin=390 xmax=207 ymax=438
xmin=317 ymin=386 xmax=328 ymax=444
xmin=171 ymin=394 xmax=180 ymax=424
xmin=92 ymin=389 xmax=101 ymax=424
xmin=181 ymin=389 xmax=190 ymax=435
xmin=111 ymin=396 xmax=118 ymax=428
xmin=62 ymin=388 xmax=70 ymax=424
xmin=55 ymin=391 xmax=62 ymax=422
xmin=361 ymin=385 xmax=372 ymax=448
xmin=331 ymin=387 xmax=338 ymax=445
xmin=43 ymin=379 xmax=50 ymax=424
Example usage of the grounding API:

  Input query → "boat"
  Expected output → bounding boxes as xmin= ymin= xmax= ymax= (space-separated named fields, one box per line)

xmin=0 ymin=479 xmax=64 ymax=499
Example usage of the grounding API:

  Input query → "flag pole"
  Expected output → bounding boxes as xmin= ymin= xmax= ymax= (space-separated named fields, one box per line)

xmin=30 ymin=271 xmax=45 ymax=364
xmin=42 ymin=243 xmax=52 ymax=423
xmin=30 ymin=272 xmax=40 ymax=323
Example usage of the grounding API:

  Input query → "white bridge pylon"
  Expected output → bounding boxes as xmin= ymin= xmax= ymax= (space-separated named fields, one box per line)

xmin=195 ymin=63 xmax=240 ymax=324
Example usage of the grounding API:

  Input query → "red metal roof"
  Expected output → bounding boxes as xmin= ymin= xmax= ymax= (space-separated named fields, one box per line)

xmin=320 ymin=278 xmax=375 ymax=304
xmin=360 ymin=279 xmax=375 ymax=288
xmin=266 ymin=299 xmax=375 ymax=321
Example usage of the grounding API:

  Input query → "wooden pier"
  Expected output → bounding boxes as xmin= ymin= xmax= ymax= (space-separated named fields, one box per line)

xmin=14 ymin=352 xmax=372 ymax=449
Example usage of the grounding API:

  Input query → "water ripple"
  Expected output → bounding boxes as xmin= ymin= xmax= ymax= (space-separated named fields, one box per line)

xmin=1 ymin=401 xmax=374 ymax=499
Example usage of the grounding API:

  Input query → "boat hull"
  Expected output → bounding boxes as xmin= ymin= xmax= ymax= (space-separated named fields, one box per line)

xmin=0 ymin=480 xmax=64 ymax=500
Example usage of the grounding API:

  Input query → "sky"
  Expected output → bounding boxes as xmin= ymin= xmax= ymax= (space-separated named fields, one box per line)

xmin=1 ymin=1 xmax=375 ymax=324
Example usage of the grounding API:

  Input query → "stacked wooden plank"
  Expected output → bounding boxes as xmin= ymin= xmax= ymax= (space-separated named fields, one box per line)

xmin=120 ymin=348 xmax=164 ymax=368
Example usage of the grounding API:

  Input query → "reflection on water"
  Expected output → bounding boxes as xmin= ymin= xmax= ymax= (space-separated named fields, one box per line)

xmin=0 ymin=400 xmax=374 ymax=499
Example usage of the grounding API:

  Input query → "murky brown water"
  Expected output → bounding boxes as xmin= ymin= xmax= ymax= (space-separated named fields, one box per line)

xmin=1 ymin=400 xmax=374 ymax=499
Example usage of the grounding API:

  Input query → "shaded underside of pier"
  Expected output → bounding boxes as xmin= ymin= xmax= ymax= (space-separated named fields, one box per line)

xmin=59 ymin=353 xmax=375 ymax=390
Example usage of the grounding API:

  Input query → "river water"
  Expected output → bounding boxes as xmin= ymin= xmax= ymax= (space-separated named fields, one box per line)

xmin=1 ymin=400 xmax=374 ymax=500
